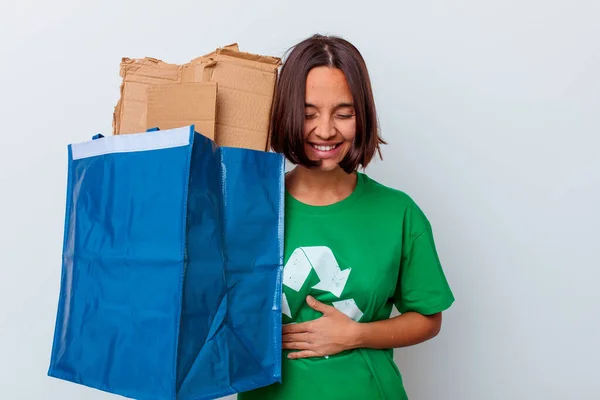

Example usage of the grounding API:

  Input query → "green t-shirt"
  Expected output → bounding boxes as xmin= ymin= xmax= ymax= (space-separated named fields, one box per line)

xmin=239 ymin=172 xmax=454 ymax=400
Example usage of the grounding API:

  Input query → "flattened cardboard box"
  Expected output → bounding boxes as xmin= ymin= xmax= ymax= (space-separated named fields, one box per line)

xmin=113 ymin=45 xmax=281 ymax=151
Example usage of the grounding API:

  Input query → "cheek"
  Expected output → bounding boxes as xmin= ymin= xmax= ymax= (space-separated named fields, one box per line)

xmin=338 ymin=119 xmax=356 ymax=141
xmin=338 ymin=121 xmax=356 ymax=151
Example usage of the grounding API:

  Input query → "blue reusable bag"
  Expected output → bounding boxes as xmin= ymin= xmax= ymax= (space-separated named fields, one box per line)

xmin=48 ymin=125 xmax=285 ymax=400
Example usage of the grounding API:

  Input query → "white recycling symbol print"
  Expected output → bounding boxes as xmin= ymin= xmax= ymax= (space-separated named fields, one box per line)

xmin=282 ymin=246 xmax=364 ymax=322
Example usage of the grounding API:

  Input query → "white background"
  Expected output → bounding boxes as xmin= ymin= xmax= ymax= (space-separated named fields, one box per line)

xmin=1 ymin=0 xmax=599 ymax=399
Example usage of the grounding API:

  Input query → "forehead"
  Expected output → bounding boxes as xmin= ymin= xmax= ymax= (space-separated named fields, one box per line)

xmin=305 ymin=66 xmax=353 ymax=105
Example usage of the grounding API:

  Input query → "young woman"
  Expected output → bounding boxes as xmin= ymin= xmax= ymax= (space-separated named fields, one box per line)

xmin=239 ymin=34 xmax=454 ymax=400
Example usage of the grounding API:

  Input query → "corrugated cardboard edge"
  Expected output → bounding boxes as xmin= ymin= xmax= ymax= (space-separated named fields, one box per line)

xmin=191 ymin=43 xmax=240 ymax=64
xmin=216 ymin=48 xmax=281 ymax=66
xmin=184 ymin=44 xmax=239 ymax=81
xmin=266 ymin=66 xmax=280 ymax=151
xmin=113 ymin=57 xmax=183 ymax=135
xmin=113 ymin=58 xmax=129 ymax=135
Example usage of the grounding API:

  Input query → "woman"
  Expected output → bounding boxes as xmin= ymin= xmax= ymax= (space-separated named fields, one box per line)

xmin=239 ymin=34 xmax=454 ymax=400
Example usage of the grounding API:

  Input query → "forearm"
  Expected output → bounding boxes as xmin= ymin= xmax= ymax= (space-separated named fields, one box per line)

xmin=349 ymin=312 xmax=442 ymax=350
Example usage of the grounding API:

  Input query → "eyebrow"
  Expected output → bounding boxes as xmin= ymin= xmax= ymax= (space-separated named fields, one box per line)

xmin=305 ymin=102 xmax=355 ymax=109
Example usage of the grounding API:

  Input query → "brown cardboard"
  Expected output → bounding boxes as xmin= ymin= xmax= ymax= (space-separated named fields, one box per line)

xmin=181 ymin=43 xmax=239 ymax=81
xmin=113 ymin=44 xmax=281 ymax=152
xmin=113 ymin=58 xmax=182 ymax=135
xmin=146 ymin=83 xmax=217 ymax=140
xmin=203 ymin=48 xmax=280 ymax=150
xmin=191 ymin=43 xmax=240 ymax=63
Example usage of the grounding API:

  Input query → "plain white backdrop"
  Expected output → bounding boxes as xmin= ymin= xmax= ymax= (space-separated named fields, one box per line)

xmin=1 ymin=0 xmax=599 ymax=399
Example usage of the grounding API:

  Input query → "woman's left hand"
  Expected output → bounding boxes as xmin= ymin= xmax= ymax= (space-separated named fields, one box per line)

xmin=282 ymin=295 xmax=360 ymax=359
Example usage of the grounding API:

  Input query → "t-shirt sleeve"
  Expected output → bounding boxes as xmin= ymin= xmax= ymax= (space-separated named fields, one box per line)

xmin=393 ymin=204 xmax=455 ymax=315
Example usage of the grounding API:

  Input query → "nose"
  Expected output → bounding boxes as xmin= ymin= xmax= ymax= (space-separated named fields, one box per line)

xmin=314 ymin=115 xmax=336 ymax=140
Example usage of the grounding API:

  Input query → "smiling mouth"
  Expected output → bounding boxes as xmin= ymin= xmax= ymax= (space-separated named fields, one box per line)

xmin=309 ymin=143 xmax=342 ymax=151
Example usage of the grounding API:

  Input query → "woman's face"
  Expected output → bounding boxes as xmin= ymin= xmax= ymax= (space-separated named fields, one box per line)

xmin=303 ymin=66 xmax=356 ymax=172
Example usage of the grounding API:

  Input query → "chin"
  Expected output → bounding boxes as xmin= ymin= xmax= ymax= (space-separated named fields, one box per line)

xmin=314 ymin=160 xmax=344 ymax=172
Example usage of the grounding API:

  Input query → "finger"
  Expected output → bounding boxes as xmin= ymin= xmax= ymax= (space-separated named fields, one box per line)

xmin=306 ymin=295 xmax=335 ymax=314
xmin=282 ymin=333 xmax=310 ymax=343
xmin=282 ymin=341 xmax=312 ymax=351
xmin=287 ymin=350 xmax=320 ymax=359
xmin=282 ymin=322 xmax=311 ymax=334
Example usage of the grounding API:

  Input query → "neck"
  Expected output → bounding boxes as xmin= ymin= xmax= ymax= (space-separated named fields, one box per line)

xmin=286 ymin=166 xmax=358 ymax=206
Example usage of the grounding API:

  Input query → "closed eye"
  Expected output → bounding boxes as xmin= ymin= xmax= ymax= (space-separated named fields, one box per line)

xmin=336 ymin=114 xmax=355 ymax=119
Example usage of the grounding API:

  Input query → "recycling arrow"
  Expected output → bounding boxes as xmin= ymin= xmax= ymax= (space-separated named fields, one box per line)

xmin=300 ymin=246 xmax=351 ymax=298
xmin=281 ymin=246 xmax=363 ymax=322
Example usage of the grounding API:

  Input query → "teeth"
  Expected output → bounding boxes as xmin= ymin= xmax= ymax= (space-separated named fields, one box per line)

xmin=314 ymin=144 xmax=336 ymax=151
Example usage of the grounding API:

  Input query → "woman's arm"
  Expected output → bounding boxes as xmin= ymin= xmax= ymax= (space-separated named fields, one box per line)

xmin=283 ymin=295 xmax=443 ymax=359
xmin=352 ymin=310 xmax=442 ymax=350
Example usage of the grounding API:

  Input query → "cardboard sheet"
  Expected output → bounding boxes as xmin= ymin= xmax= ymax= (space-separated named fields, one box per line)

xmin=113 ymin=44 xmax=281 ymax=151
xmin=147 ymin=83 xmax=217 ymax=140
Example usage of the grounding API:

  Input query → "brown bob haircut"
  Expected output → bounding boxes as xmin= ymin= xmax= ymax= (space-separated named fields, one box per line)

xmin=270 ymin=34 xmax=385 ymax=173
